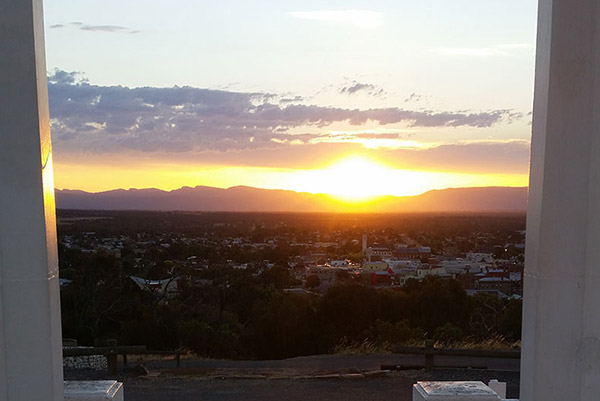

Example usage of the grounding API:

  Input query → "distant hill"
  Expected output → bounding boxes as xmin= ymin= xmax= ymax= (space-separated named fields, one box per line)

xmin=55 ymin=185 xmax=527 ymax=213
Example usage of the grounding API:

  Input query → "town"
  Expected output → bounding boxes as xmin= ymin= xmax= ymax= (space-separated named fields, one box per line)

xmin=57 ymin=210 xmax=525 ymax=359
xmin=58 ymin=211 xmax=525 ymax=298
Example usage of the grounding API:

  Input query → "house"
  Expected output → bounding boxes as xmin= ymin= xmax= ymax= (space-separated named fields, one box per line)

xmin=477 ymin=277 xmax=513 ymax=296
xmin=416 ymin=265 xmax=450 ymax=279
xmin=364 ymin=245 xmax=393 ymax=261
xmin=371 ymin=270 xmax=391 ymax=286
xmin=129 ymin=276 xmax=182 ymax=298
xmin=395 ymin=246 xmax=431 ymax=262
xmin=361 ymin=261 xmax=389 ymax=271
xmin=328 ymin=259 xmax=349 ymax=268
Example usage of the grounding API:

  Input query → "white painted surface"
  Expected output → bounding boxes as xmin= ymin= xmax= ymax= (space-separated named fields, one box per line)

xmin=64 ymin=381 xmax=124 ymax=401
xmin=412 ymin=381 xmax=501 ymax=401
xmin=522 ymin=0 xmax=600 ymax=400
xmin=0 ymin=0 xmax=64 ymax=400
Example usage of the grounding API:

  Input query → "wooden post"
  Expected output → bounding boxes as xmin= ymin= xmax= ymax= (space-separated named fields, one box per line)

xmin=107 ymin=339 xmax=118 ymax=374
xmin=425 ymin=340 xmax=435 ymax=371
xmin=106 ymin=353 xmax=118 ymax=375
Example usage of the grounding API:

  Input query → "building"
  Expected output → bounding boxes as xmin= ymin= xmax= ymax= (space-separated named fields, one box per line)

xmin=477 ymin=277 xmax=513 ymax=296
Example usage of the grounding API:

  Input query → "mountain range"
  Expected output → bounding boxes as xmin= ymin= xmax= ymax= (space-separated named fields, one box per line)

xmin=55 ymin=186 xmax=528 ymax=213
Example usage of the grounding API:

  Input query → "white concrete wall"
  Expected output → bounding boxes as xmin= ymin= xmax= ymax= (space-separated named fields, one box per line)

xmin=0 ymin=0 xmax=64 ymax=400
xmin=64 ymin=381 xmax=124 ymax=401
xmin=522 ymin=0 xmax=600 ymax=400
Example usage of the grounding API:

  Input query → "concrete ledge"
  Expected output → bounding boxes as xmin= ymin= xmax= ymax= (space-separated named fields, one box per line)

xmin=64 ymin=381 xmax=124 ymax=401
xmin=413 ymin=381 xmax=501 ymax=401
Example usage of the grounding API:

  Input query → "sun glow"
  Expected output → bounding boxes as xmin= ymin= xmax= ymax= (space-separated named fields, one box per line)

xmin=53 ymin=156 xmax=528 ymax=204
xmin=287 ymin=156 xmax=433 ymax=201
xmin=282 ymin=156 xmax=528 ymax=201
xmin=290 ymin=157 xmax=404 ymax=201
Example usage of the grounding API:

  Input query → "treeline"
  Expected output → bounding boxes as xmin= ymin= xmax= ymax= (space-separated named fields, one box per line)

xmin=60 ymin=251 xmax=521 ymax=359
xmin=57 ymin=210 xmax=526 ymax=251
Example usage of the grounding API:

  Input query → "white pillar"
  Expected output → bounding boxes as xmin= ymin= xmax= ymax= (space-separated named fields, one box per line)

xmin=0 ymin=1 xmax=64 ymax=400
xmin=522 ymin=0 xmax=600 ymax=400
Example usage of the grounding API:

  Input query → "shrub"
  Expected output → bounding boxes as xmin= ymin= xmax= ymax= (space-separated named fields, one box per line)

xmin=433 ymin=322 xmax=464 ymax=345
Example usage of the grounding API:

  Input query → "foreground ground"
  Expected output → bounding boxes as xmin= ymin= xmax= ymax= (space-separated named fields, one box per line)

xmin=65 ymin=353 xmax=520 ymax=401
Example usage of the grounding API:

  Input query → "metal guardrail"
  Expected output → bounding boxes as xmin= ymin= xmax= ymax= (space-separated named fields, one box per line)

xmin=390 ymin=340 xmax=521 ymax=370
xmin=63 ymin=346 xmax=182 ymax=373
xmin=62 ymin=346 xmax=147 ymax=357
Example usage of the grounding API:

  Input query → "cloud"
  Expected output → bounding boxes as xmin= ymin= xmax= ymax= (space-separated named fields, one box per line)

xmin=80 ymin=25 xmax=139 ymax=34
xmin=49 ymin=22 xmax=139 ymax=34
xmin=339 ymin=81 xmax=386 ymax=97
xmin=47 ymin=70 xmax=88 ymax=85
xmin=47 ymin=69 xmax=521 ymax=156
xmin=279 ymin=95 xmax=305 ymax=103
xmin=378 ymin=140 xmax=531 ymax=174
xmin=288 ymin=10 xmax=383 ymax=27
xmin=404 ymin=93 xmax=423 ymax=103
xmin=107 ymin=140 xmax=530 ymax=175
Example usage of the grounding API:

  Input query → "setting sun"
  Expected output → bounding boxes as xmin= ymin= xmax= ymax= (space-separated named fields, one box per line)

xmin=280 ymin=156 xmax=526 ymax=201
xmin=288 ymin=157 xmax=417 ymax=201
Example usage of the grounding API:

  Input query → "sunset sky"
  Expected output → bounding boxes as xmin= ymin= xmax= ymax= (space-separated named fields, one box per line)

xmin=43 ymin=0 xmax=537 ymax=199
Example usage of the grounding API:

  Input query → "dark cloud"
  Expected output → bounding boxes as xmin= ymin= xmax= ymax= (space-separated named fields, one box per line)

xmin=279 ymin=95 xmax=305 ymax=103
xmin=49 ymin=22 xmax=139 ymax=34
xmin=348 ymin=107 xmax=520 ymax=127
xmin=47 ymin=70 xmax=522 ymax=155
xmin=80 ymin=25 xmax=139 ymax=34
xmin=341 ymin=82 xmax=375 ymax=94
xmin=404 ymin=93 xmax=422 ymax=102
xmin=339 ymin=81 xmax=386 ymax=97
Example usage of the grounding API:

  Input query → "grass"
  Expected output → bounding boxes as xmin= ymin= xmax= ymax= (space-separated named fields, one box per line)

xmin=442 ymin=336 xmax=520 ymax=351
xmin=332 ymin=339 xmax=390 ymax=355
xmin=333 ymin=335 xmax=520 ymax=355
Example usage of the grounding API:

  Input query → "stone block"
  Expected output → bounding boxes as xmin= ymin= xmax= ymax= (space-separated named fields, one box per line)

xmin=64 ymin=381 xmax=124 ymax=401
xmin=488 ymin=380 xmax=506 ymax=398
xmin=413 ymin=381 xmax=501 ymax=401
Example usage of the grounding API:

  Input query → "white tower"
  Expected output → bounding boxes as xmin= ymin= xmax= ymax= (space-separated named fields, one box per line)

xmin=0 ymin=0 xmax=64 ymax=400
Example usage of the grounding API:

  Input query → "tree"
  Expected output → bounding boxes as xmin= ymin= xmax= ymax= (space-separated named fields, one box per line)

xmin=335 ymin=270 xmax=351 ymax=283
xmin=405 ymin=276 xmax=471 ymax=335
xmin=317 ymin=283 xmax=383 ymax=347
xmin=246 ymin=292 xmax=320 ymax=358
xmin=305 ymin=274 xmax=321 ymax=290
xmin=259 ymin=264 xmax=299 ymax=289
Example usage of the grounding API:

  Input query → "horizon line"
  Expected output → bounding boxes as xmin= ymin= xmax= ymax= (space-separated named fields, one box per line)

xmin=54 ymin=183 xmax=529 ymax=198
